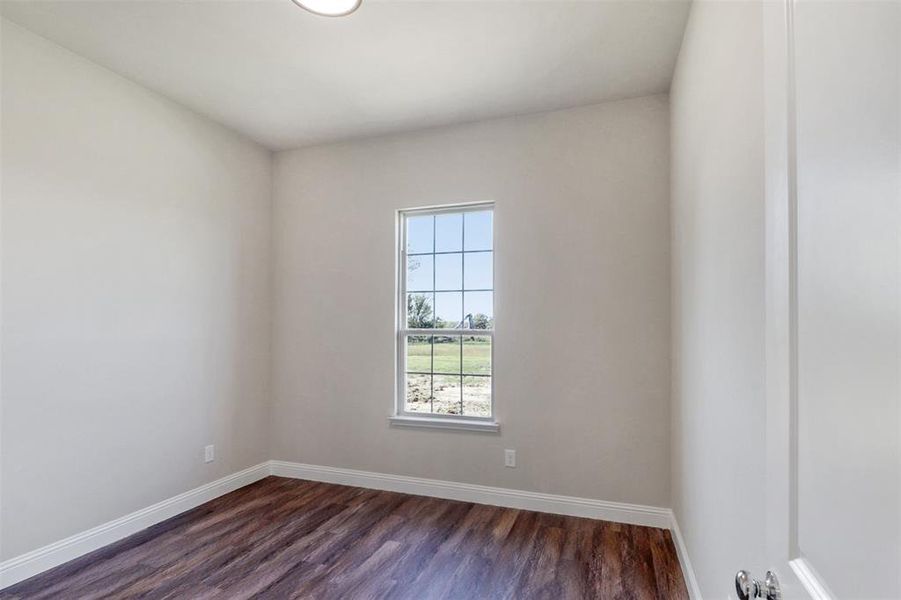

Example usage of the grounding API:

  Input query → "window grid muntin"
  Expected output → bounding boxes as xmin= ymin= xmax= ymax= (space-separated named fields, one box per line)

xmin=407 ymin=249 xmax=493 ymax=257
xmin=406 ymin=372 xmax=490 ymax=378
xmin=398 ymin=203 xmax=494 ymax=420
xmin=407 ymin=288 xmax=492 ymax=293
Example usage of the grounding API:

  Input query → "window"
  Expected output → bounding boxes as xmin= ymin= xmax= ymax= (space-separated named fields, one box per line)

xmin=393 ymin=203 xmax=496 ymax=431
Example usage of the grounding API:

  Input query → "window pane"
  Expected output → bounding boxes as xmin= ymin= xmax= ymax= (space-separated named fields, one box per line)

xmin=406 ymin=374 xmax=432 ymax=413
xmin=464 ymin=291 xmax=493 ymax=329
xmin=406 ymin=335 xmax=432 ymax=373
xmin=464 ymin=210 xmax=492 ymax=251
xmin=435 ymin=213 xmax=463 ymax=252
xmin=432 ymin=335 xmax=461 ymax=375
xmin=464 ymin=251 xmax=492 ymax=290
xmin=434 ymin=292 xmax=462 ymax=328
xmin=463 ymin=376 xmax=491 ymax=417
xmin=407 ymin=215 xmax=433 ymax=254
xmin=407 ymin=294 xmax=434 ymax=328
xmin=463 ymin=336 xmax=491 ymax=375
xmin=406 ymin=255 xmax=433 ymax=292
xmin=435 ymin=253 xmax=462 ymax=291
xmin=432 ymin=375 xmax=462 ymax=415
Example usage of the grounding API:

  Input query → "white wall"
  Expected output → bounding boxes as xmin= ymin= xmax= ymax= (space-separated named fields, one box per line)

xmin=271 ymin=96 xmax=672 ymax=507
xmin=670 ymin=2 xmax=767 ymax=597
xmin=0 ymin=21 xmax=272 ymax=559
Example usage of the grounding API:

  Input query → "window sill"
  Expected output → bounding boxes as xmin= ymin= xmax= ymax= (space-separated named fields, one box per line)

xmin=388 ymin=415 xmax=500 ymax=433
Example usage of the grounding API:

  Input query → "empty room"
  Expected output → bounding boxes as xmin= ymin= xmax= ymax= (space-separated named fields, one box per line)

xmin=0 ymin=0 xmax=899 ymax=598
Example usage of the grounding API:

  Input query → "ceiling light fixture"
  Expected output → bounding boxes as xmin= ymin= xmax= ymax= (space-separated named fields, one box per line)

xmin=290 ymin=0 xmax=361 ymax=17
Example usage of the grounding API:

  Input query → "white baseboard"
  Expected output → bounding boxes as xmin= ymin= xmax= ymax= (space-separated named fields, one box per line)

xmin=269 ymin=460 xmax=671 ymax=529
xmin=668 ymin=511 xmax=702 ymax=599
xmin=0 ymin=462 xmax=270 ymax=590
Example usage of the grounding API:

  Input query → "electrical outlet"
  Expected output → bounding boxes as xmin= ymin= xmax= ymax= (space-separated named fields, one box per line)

xmin=204 ymin=445 xmax=215 ymax=463
xmin=504 ymin=449 xmax=516 ymax=468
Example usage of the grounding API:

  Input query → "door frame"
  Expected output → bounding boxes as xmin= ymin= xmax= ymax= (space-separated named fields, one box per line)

xmin=763 ymin=1 xmax=833 ymax=597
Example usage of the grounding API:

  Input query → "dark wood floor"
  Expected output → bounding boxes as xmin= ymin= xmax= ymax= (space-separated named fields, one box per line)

xmin=1 ymin=476 xmax=688 ymax=599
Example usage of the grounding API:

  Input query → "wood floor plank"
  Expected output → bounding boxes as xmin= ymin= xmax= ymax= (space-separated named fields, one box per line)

xmin=0 ymin=476 xmax=689 ymax=599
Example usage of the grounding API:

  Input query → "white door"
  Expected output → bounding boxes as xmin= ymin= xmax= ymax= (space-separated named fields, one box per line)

xmin=762 ymin=1 xmax=901 ymax=599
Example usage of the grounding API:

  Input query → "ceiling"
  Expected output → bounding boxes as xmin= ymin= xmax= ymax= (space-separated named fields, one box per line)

xmin=1 ymin=0 xmax=691 ymax=150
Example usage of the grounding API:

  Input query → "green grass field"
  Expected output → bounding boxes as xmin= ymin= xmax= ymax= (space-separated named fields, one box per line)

xmin=405 ymin=336 xmax=490 ymax=374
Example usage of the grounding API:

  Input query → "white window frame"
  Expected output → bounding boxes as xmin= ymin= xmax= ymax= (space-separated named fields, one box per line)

xmin=389 ymin=201 xmax=499 ymax=433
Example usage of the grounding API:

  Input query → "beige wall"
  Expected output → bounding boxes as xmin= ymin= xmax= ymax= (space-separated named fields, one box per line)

xmin=669 ymin=2 xmax=767 ymax=597
xmin=0 ymin=21 xmax=272 ymax=559
xmin=271 ymin=96 xmax=672 ymax=507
